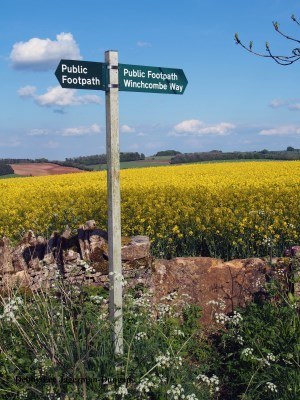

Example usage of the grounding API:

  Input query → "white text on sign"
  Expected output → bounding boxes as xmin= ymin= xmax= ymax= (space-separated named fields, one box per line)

xmin=122 ymin=67 xmax=183 ymax=93
xmin=61 ymin=63 xmax=101 ymax=87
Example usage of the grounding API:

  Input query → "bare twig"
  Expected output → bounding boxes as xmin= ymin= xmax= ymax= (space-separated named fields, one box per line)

xmin=235 ymin=14 xmax=300 ymax=66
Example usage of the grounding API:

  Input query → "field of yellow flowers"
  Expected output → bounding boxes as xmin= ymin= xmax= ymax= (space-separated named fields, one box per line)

xmin=1 ymin=161 xmax=299 ymax=259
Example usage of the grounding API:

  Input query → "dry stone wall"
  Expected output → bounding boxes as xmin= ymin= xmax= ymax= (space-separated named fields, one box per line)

xmin=0 ymin=222 xmax=299 ymax=326
xmin=0 ymin=221 xmax=152 ymax=292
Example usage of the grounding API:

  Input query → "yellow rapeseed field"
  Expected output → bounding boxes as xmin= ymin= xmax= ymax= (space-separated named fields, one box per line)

xmin=1 ymin=161 xmax=299 ymax=258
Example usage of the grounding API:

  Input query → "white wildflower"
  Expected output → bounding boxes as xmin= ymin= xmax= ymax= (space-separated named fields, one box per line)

xmin=135 ymin=331 xmax=147 ymax=341
xmin=236 ymin=334 xmax=244 ymax=345
xmin=266 ymin=352 xmax=276 ymax=362
xmin=155 ymin=351 xmax=172 ymax=369
xmin=197 ymin=374 xmax=220 ymax=394
xmin=167 ymin=383 xmax=185 ymax=399
xmin=215 ymin=312 xmax=229 ymax=324
xmin=116 ymin=384 xmax=128 ymax=396
xmin=173 ymin=329 xmax=185 ymax=337
xmin=231 ymin=311 xmax=243 ymax=326
xmin=90 ymin=295 xmax=105 ymax=304
xmin=0 ymin=297 xmax=23 ymax=323
xmin=241 ymin=347 xmax=254 ymax=358
xmin=137 ymin=376 xmax=159 ymax=393
xmin=265 ymin=382 xmax=278 ymax=393
xmin=186 ymin=394 xmax=198 ymax=400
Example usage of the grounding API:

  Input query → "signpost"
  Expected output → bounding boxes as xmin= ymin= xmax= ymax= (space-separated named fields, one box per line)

xmin=55 ymin=52 xmax=188 ymax=355
xmin=105 ymin=51 xmax=123 ymax=355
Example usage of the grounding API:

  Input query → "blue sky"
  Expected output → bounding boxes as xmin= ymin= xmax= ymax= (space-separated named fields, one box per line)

xmin=1 ymin=0 xmax=300 ymax=159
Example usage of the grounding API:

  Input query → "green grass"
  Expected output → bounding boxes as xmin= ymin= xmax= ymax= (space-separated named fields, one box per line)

xmin=87 ymin=156 xmax=172 ymax=170
xmin=0 ymin=174 xmax=20 ymax=179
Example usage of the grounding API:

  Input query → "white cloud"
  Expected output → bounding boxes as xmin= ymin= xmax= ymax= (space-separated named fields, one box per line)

xmin=10 ymin=32 xmax=82 ymax=71
xmin=171 ymin=119 xmax=235 ymax=136
xmin=121 ymin=124 xmax=135 ymax=133
xmin=18 ymin=85 xmax=102 ymax=107
xmin=269 ymin=99 xmax=285 ymax=108
xmin=137 ymin=132 xmax=147 ymax=136
xmin=25 ymin=124 xmax=101 ymax=138
xmin=28 ymin=129 xmax=49 ymax=136
xmin=18 ymin=85 xmax=37 ymax=97
xmin=288 ymin=103 xmax=300 ymax=111
xmin=36 ymin=86 xmax=101 ymax=107
xmin=259 ymin=125 xmax=300 ymax=136
xmin=61 ymin=124 xmax=101 ymax=136
xmin=137 ymin=41 xmax=152 ymax=48
xmin=269 ymin=98 xmax=300 ymax=111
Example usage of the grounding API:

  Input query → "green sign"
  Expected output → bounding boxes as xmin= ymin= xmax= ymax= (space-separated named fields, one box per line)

xmin=55 ymin=59 xmax=106 ymax=90
xmin=119 ymin=63 xmax=188 ymax=94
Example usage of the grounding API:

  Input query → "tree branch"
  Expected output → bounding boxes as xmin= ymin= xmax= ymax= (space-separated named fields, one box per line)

xmin=234 ymin=15 xmax=300 ymax=66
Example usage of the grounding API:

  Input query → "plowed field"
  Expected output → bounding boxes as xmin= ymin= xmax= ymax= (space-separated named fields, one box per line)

xmin=10 ymin=163 xmax=82 ymax=176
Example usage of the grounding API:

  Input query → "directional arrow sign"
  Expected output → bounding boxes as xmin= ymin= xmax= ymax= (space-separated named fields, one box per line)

xmin=55 ymin=59 xmax=106 ymax=90
xmin=119 ymin=63 xmax=188 ymax=94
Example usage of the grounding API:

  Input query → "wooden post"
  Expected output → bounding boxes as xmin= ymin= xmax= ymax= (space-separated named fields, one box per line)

xmin=105 ymin=50 xmax=123 ymax=355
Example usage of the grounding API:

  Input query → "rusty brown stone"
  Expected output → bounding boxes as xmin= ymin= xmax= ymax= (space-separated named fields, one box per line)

xmin=151 ymin=257 xmax=271 ymax=326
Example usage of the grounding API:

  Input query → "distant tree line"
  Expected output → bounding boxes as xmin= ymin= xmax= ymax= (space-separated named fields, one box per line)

xmin=170 ymin=148 xmax=300 ymax=164
xmin=52 ymin=161 xmax=93 ymax=171
xmin=0 ymin=164 xmax=14 ymax=176
xmin=65 ymin=152 xmax=145 ymax=165
xmin=0 ymin=158 xmax=36 ymax=164
xmin=154 ymin=150 xmax=181 ymax=156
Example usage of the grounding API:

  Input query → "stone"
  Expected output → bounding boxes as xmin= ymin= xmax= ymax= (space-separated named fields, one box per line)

xmin=64 ymin=249 xmax=81 ymax=263
xmin=151 ymin=257 xmax=271 ymax=326
xmin=44 ymin=253 xmax=55 ymax=265
xmin=1 ymin=270 xmax=32 ymax=289
xmin=12 ymin=246 xmax=28 ymax=272
xmin=28 ymin=257 xmax=42 ymax=271
xmin=89 ymin=235 xmax=107 ymax=262
xmin=61 ymin=226 xmax=72 ymax=239
xmin=0 ymin=237 xmax=13 ymax=273
xmin=85 ymin=220 xmax=97 ymax=230
xmin=121 ymin=236 xmax=150 ymax=262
